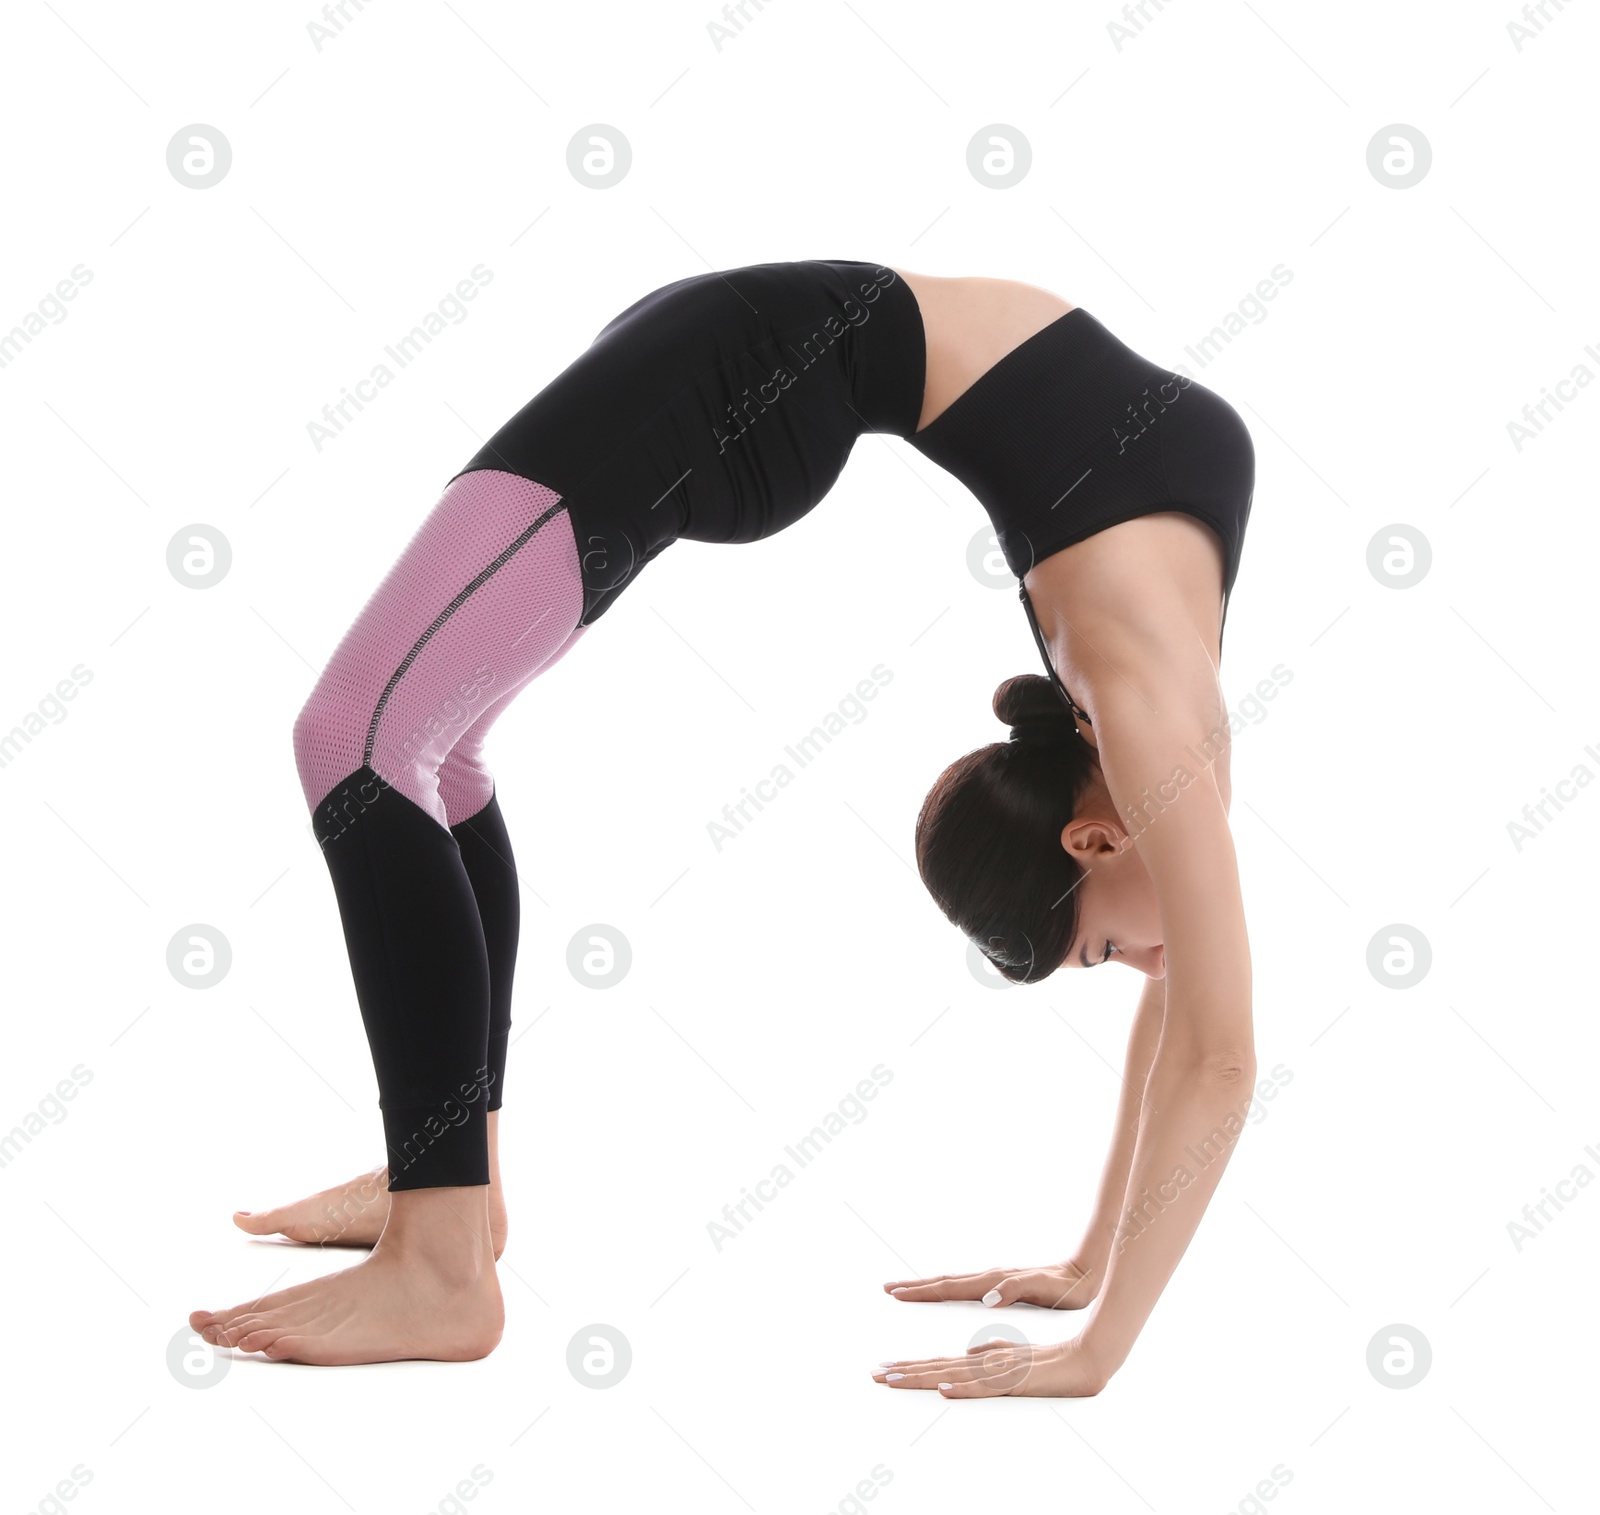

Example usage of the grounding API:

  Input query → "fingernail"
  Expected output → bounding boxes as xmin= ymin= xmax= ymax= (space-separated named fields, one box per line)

xmin=982 ymin=1289 xmax=1002 ymax=1306
xmin=886 ymin=1373 xmax=905 ymax=1382
xmin=878 ymin=1360 xmax=896 ymax=1367
xmin=938 ymin=1382 xmax=953 ymax=1390
xmin=890 ymin=1287 xmax=911 ymax=1296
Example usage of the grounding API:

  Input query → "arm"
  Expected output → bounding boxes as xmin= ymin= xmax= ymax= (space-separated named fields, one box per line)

xmin=1068 ymin=973 xmax=1166 ymax=1295
xmin=874 ymin=621 xmax=1252 ymax=1397
xmin=1073 ymin=644 xmax=1255 ymax=1384
xmin=877 ymin=976 xmax=1166 ymax=1316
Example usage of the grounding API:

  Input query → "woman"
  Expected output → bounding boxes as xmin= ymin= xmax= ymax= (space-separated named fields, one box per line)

xmin=190 ymin=260 xmax=1256 ymax=1389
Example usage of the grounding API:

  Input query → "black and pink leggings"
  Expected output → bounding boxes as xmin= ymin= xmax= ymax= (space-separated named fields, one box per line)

xmin=290 ymin=259 xmax=930 ymax=1189
xmin=293 ymin=470 xmax=588 ymax=1190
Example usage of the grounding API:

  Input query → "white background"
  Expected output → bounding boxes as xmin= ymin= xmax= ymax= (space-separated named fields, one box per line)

xmin=2 ymin=1 xmax=1596 ymax=1510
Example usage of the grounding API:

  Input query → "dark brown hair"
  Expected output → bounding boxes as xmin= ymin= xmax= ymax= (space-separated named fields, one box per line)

xmin=914 ymin=673 xmax=1100 ymax=984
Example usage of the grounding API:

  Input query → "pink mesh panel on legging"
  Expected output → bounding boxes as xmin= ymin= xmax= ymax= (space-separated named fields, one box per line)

xmin=294 ymin=470 xmax=587 ymax=829
xmin=435 ymin=620 xmax=587 ymax=824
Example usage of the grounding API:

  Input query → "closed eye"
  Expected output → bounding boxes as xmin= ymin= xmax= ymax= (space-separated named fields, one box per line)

xmin=1076 ymin=938 xmax=1118 ymax=968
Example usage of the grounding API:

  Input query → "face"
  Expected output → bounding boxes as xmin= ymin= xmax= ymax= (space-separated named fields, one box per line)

xmin=1056 ymin=789 xmax=1165 ymax=979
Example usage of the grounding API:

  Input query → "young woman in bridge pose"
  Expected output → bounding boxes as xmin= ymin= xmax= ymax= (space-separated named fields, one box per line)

xmin=191 ymin=259 xmax=1256 ymax=1395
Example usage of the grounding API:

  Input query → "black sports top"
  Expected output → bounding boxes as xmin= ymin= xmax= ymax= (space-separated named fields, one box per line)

xmin=903 ymin=302 xmax=1255 ymax=725
xmin=457 ymin=261 xmax=1254 ymax=719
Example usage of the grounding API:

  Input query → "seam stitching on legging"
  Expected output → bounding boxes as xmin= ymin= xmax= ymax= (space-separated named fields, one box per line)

xmin=364 ymin=495 xmax=569 ymax=768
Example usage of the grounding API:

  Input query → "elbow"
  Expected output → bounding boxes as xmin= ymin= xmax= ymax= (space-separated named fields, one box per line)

xmin=1180 ymin=1048 xmax=1257 ymax=1089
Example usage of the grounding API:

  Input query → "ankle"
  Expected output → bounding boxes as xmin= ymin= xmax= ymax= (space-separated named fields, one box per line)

xmin=378 ymin=1187 xmax=496 ymax=1280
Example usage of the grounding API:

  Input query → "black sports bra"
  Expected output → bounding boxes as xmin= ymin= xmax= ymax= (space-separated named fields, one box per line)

xmin=901 ymin=304 xmax=1255 ymax=730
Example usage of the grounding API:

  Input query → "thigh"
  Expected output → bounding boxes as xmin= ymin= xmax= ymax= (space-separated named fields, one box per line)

xmin=436 ymin=616 xmax=590 ymax=825
xmin=296 ymin=469 xmax=585 ymax=827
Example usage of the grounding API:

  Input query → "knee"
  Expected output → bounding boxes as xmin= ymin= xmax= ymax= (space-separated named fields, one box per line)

xmin=293 ymin=685 xmax=360 ymax=813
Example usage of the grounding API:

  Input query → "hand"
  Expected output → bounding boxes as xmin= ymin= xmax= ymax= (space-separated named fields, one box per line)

xmin=882 ymin=1259 xmax=1100 ymax=1310
xmin=871 ymin=1337 xmax=1108 ymax=1398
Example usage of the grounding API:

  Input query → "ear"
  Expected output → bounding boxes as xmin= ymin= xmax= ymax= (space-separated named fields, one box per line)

xmin=1060 ymin=815 xmax=1123 ymax=860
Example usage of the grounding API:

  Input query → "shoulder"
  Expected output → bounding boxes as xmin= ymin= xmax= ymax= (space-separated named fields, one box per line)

xmin=1057 ymin=609 xmax=1235 ymax=856
xmin=1025 ymin=512 xmax=1231 ymax=779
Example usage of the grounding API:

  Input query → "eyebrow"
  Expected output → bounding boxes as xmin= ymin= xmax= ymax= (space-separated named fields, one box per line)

xmin=1077 ymin=939 xmax=1102 ymax=969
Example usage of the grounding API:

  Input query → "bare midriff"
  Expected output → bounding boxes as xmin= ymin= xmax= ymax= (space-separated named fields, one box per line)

xmin=888 ymin=268 xmax=1076 ymax=435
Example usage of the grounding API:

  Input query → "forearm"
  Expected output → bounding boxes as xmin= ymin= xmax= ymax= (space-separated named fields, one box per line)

xmin=1079 ymin=1043 xmax=1256 ymax=1376
xmin=1072 ymin=975 xmax=1166 ymax=1278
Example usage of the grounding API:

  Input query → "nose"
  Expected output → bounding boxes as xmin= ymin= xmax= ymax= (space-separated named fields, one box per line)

xmin=1128 ymin=944 xmax=1166 ymax=980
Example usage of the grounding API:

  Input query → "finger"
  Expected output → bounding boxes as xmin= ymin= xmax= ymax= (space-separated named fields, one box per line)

xmin=975 ymin=1272 xmax=1038 ymax=1308
xmin=882 ymin=1361 xmax=989 ymax=1388
xmin=944 ymin=1345 xmax=1033 ymax=1392
xmin=978 ymin=1269 xmax=1095 ymax=1310
xmin=885 ymin=1268 xmax=1017 ymax=1291
xmin=873 ymin=1354 xmax=978 ymax=1378
xmin=887 ymin=1270 xmax=1012 ymax=1302
xmin=939 ymin=1376 xmax=1009 ymax=1398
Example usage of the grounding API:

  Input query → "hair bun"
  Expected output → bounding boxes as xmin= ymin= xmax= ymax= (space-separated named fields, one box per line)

xmin=1008 ymin=717 xmax=1077 ymax=746
xmin=993 ymin=673 xmax=1076 ymax=744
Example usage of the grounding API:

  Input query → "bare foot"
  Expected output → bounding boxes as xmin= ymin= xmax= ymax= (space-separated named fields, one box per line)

xmin=233 ymin=1166 xmax=391 ymax=1248
xmin=194 ymin=1187 xmax=503 ymax=1365
xmin=234 ymin=1115 xmax=509 ymax=1258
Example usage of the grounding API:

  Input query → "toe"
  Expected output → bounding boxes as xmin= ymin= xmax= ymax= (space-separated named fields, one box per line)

xmin=232 ymin=1327 xmax=281 ymax=1355
xmin=233 ymin=1209 xmax=282 ymax=1236
xmin=215 ymin=1314 xmax=268 ymax=1346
